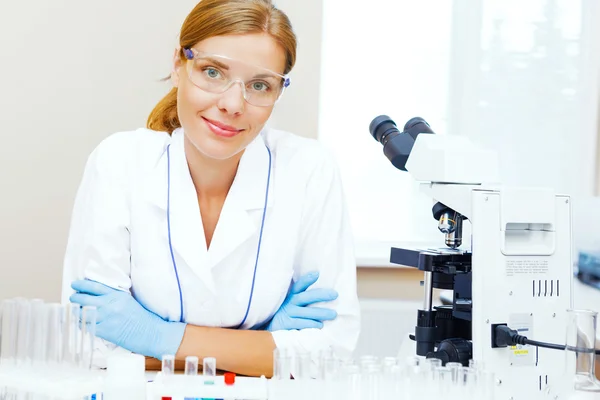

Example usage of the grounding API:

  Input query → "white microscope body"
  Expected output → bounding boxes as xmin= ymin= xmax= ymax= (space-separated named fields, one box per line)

xmin=404 ymin=130 xmax=573 ymax=399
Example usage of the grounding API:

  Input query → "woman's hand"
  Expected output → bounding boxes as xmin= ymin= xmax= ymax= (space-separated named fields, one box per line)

xmin=266 ymin=271 xmax=338 ymax=331
xmin=70 ymin=279 xmax=186 ymax=360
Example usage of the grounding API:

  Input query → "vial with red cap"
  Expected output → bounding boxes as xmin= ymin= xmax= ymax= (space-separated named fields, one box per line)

xmin=224 ymin=372 xmax=236 ymax=386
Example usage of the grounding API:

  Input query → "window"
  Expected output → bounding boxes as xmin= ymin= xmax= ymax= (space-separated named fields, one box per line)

xmin=319 ymin=0 xmax=599 ymax=254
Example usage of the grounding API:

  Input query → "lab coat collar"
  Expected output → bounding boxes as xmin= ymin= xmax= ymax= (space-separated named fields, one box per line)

xmin=205 ymin=129 xmax=275 ymax=269
xmin=145 ymin=128 xmax=274 ymax=286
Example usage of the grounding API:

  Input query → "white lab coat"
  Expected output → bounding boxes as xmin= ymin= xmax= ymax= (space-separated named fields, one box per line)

xmin=61 ymin=126 xmax=361 ymax=367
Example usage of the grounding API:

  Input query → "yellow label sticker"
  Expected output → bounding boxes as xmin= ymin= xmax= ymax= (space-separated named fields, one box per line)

xmin=513 ymin=350 xmax=529 ymax=356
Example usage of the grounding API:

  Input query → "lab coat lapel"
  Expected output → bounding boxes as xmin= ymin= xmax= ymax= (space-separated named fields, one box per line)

xmin=146 ymin=129 xmax=216 ymax=294
xmin=206 ymin=133 xmax=274 ymax=269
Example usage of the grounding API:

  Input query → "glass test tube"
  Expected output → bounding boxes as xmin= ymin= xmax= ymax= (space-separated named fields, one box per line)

xmin=462 ymin=367 xmax=478 ymax=394
xmin=29 ymin=299 xmax=47 ymax=367
xmin=0 ymin=299 xmax=17 ymax=366
xmin=479 ymin=370 xmax=496 ymax=400
xmin=342 ymin=365 xmax=361 ymax=400
xmin=15 ymin=299 xmax=31 ymax=367
xmin=62 ymin=303 xmax=81 ymax=368
xmin=424 ymin=358 xmax=442 ymax=382
xmin=362 ymin=363 xmax=381 ymax=400
xmin=80 ymin=306 xmax=96 ymax=370
xmin=45 ymin=303 xmax=64 ymax=367
xmin=318 ymin=349 xmax=335 ymax=380
xmin=293 ymin=351 xmax=311 ymax=380
xmin=446 ymin=362 xmax=463 ymax=384
xmin=469 ymin=359 xmax=483 ymax=371
xmin=435 ymin=366 xmax=452 ymax=392
xmin=185 ymin=356 xmax=199 ymax=376
xmin=359 ymin=355 xmax=378 ymax=371
xmin=273 ymin=348 xmax=291 ymax=380
xmin=203 ymin=357 xmax=216 ymax=377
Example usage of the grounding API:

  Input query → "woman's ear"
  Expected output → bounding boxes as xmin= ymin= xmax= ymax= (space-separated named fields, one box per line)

xmin=171 ymin=47 xmax=183 ymax=88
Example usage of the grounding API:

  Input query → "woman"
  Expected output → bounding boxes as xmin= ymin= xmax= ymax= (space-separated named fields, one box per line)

xmin=62 ymin=0 xmax=360 ymax=377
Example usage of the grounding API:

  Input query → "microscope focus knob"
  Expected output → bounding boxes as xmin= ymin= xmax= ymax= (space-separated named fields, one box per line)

xmin=426 ymin=338 xmax=472 ymax=367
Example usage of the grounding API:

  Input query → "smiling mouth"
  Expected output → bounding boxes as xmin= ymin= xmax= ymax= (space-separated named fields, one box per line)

xmin=202 ymin=117 xmax=244 ymax=138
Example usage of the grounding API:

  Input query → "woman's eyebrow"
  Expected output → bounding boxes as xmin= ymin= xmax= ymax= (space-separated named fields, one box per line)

xmin=203 ymin=57 xmax=230 ymax=70
xmin=253 ymin=72 xmax=280 ymax=80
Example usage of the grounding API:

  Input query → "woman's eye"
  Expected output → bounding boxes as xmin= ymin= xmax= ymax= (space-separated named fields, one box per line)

xmin=204 ymin=67 xmax=221 ymax=79
xmin=251 ymin=81 xmax=270 ymax=91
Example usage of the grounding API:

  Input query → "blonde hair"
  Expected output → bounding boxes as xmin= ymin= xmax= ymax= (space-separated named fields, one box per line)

xmin=147 ymin=0 xmax=297 ymax=133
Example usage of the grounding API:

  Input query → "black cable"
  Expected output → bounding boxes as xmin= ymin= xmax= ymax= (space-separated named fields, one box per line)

xmin=494 ymin=325 xmax=600 ymax=354
xmin=522 ymin=338 xmax=566 ymax=352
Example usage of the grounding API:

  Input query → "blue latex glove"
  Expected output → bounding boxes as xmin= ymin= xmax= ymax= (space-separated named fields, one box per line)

xmin=70 ymin=279 xmax=186 ymax=360
xmin=266 ymin=271 xmax=338 ymax=331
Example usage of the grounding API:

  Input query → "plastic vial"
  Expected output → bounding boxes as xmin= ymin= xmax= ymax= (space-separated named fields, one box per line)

xmin=185 ymin=356 xmax=199 ymax=376
xmin=203 ymin=357 xmax=217 ymax=377
xmin=161 ymin=355 xmax=175 ymax=375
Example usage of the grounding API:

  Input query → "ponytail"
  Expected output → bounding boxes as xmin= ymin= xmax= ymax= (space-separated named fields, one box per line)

xmin=146 ymin=87 xmax=180 ymax=133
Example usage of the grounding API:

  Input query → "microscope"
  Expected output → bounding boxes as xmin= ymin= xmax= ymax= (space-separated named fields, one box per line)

xmin=369 ymin=116 xmax=573 ymax=399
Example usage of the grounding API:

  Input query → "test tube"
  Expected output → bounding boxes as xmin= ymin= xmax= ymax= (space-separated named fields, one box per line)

xmin=80 ymin=306 xmax=96 ymax=370
xmin=318 ymin=349 xmax=335 ymax=380
xmin=359 ymin=355 xmax=378 ymax=371
xmin=45 ymin=303 xmax=63 ymax=367
xmin=342 ymin=365 xmax=361 ymax=400
xmin=203 ymin=357 xmax=216 ymax=377
xmin=462 ymin=367 xmax=478 ymax=395
xmin=293 ymin=351 xmax=311 ymax=380
xmin=15 ymin=299 xmax=31 ymax=367
xmin=185 ymin=356 xmax=199 ymax=376
xmin=62 ymin=303 xmax=81 ymax=368
xmin=29 ymin=299 xmax=47 ymax=367
xmin=382 ymin=356 xmax=397 ymax=380
xmin=480 ymin=370 xmax=496 ymax=400
xmin=435 ymin=366 xmax=452 ymax=391
xmin=161 ymin=355 xmax=175 ymax=375
xmin=423 ymin=358 xmax=442 ymax=382
xmin=0 ymin=299 xmax=17 ymax=367
xmin=273 ymin=348 xmax=291 ymax=380
xmin=362 ymin=363 xmax=381 ymax=400
xmin=446 ymin=362 xmax=463 ymax=384
xmin=469 ymin=359 xmax=483 ymax=371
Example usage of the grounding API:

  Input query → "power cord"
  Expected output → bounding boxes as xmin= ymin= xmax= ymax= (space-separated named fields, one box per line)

xmin=493 ymin=324 xmax=600 ymax=355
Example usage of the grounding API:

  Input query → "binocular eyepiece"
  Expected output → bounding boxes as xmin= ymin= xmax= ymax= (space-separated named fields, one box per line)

xmin=368 ymin=115 xmax=434 ymax=171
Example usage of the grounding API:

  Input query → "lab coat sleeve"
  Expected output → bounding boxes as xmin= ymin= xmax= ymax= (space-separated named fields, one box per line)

xmin=61 ymin=134 xmax=134 ymax=367
xmin=270 ymin=145 xmax=361 ymax=363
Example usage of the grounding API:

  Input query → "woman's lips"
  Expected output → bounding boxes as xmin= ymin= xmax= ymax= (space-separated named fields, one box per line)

xmin=202 ymin=117 xmax=243 ymax=138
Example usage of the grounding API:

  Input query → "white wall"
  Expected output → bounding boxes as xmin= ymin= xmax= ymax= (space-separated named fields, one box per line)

xmin=0 ymin=0 xmax=323 ymax=302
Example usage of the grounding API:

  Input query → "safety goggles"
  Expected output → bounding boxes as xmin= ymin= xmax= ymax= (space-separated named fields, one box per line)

xmin=183 ymin=48 xmax=291 ymax=107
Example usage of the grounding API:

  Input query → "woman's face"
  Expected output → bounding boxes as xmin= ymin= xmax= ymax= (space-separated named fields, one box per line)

xmin=171 ymin=33 xmax=287 ymax=160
